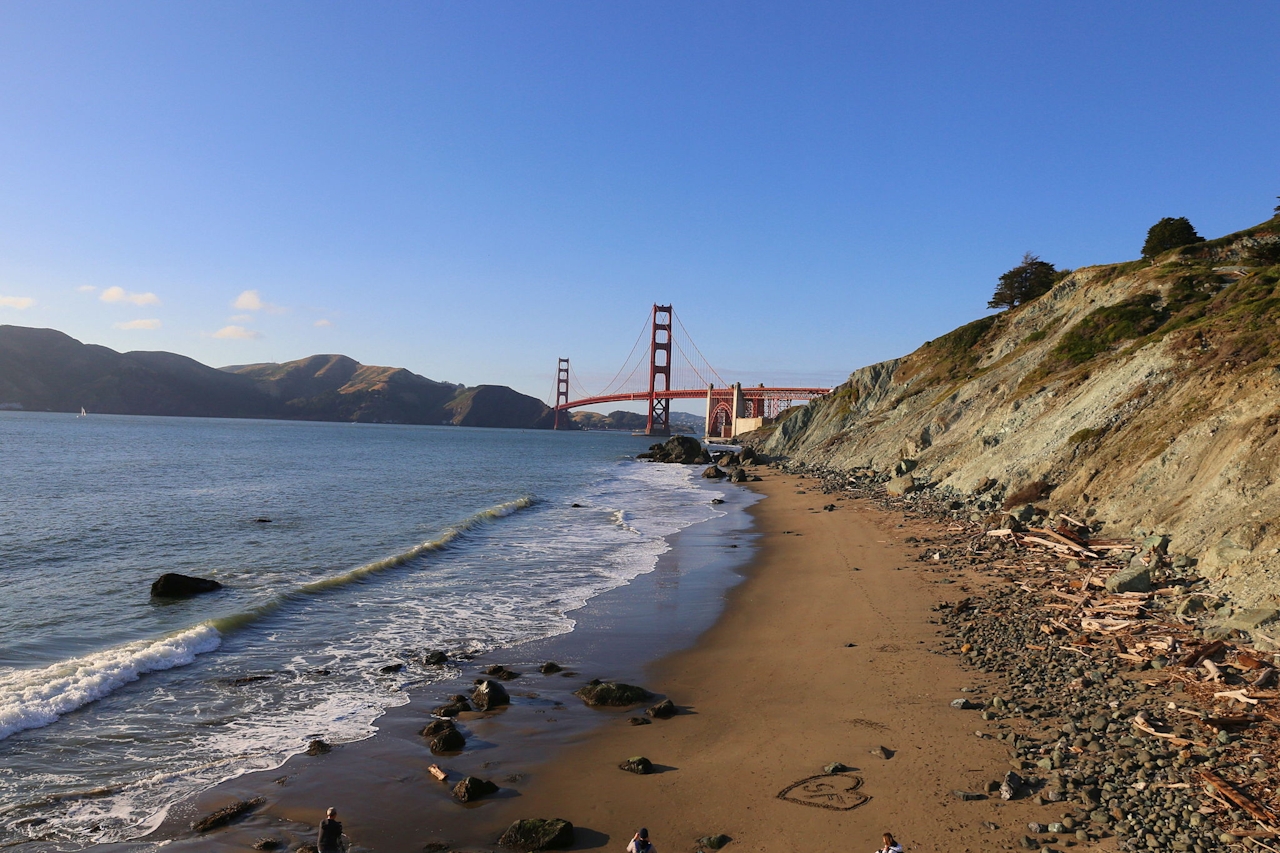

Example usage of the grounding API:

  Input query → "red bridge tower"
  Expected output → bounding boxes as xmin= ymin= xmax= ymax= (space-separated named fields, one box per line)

xmin=646 ymin=305 xmax=672 ymax=436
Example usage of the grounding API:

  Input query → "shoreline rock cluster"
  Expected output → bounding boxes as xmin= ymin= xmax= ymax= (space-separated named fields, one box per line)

xmin=769 ymin=456 xmax=1280 ymax=852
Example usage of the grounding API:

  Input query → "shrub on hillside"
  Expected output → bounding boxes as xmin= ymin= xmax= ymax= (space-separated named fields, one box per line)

xmin=1142 ymin=217 xmax=1204 ymax=258
xmin=989 ymin=253 xmax=1058 ymax=310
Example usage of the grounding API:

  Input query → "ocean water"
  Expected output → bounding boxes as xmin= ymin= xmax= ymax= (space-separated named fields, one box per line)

xmin=0 ymin=413 xmax=736 ymax=848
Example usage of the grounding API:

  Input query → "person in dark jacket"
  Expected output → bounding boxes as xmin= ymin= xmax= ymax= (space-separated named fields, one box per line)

xmin=318 ymin=807 xmax=344 ymax=853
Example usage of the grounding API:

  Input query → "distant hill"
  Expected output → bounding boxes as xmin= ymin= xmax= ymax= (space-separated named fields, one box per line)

xmin=0 ymin=325 xmax=554 ymax=429
xmin=572 ymin=408 xmax=705 ymax=434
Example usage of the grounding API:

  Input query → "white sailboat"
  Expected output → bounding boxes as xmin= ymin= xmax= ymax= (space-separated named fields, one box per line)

xmin=77 ymin=407 xmax=87 ymax=418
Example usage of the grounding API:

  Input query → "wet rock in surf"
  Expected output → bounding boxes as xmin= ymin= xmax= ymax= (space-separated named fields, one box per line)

xmin=498 ymin=818 xmax=575 ymax=851
xmin=151 ymin=572 xmax=223 ymax=598
xmin=574 ymin=679 xmax=652 ymax=707
xmin=538 ymin=661 xmax=563 ymax=674
xmin=192 ymin=797 xmax=264 ymax=832
xmin=421 ymin=719 xmax=466 ymax=753
xmin=728 ymin=468 xmax=749 ymax=483
xmin=453 ymin=775 xmax=500 ymax=802
xmin=422 ymin=650 xmax=449 ymax=665
xmin=433 ymin=695 xmax=472 ymax=717
xmin=483 ymin=664 xmax=521 ymax=681
xmin=645 ymin=698 xmax=677 ymax=719
xmin=641 ymin=435 xmax=705 ymax=464
xmin=379 ymin=663 xmax=405 ymax=674
xmin=702 ymin=465 xmax=725 ymax=479
xmin=472 ymin=678 xmax=510 ymax=711
xmin=305 ymin=739 xmax=331 ymax=755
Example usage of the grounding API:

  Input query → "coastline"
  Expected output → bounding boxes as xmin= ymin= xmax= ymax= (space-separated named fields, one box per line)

xmin=127 ymin=464 xmax=1076 ymax=853
xmin=128 ymin=465 xmax=761 ymax=853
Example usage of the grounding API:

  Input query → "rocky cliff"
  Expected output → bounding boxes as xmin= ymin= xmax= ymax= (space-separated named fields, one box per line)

xmin=760 ymin=215 xmax=1280 ymax=604
xmin=0 ymin=326 xmax=554 ymax=429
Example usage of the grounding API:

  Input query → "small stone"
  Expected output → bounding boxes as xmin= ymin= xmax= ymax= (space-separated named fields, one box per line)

xmin=951 ymin=698 xmax=980 ymax=710
xmin=619 ymin=756 xmax=653 ymax=775
xmin=869 ymin=746 xmax=892 ymax=760
xmin=954 ymin=790 xmax=986 ymax=801
xmin=538 ymin=662 xmax=563 ymax=674
xmin=305 ymin=739 xmax=331 ymax=756
xmin=452 ymin=776 xmax=499 ymax=802
xmin=823 ymin=762 xmax=852 ymax=773
xmin=1105 ymin=565 xmax=1151 ymax=593
xmin=697 ymin=834 xmax=731 ymax=850
xmin=646 ymin=699 xmax=677 ymax=719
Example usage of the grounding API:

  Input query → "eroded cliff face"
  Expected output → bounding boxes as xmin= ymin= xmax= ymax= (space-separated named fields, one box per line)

xmin=763 ymin=218 xmax=1280 ymax=604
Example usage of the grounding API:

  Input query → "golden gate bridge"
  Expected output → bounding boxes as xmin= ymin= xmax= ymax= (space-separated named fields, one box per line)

xmin=551 ymin=304 xmax=831 ymax=438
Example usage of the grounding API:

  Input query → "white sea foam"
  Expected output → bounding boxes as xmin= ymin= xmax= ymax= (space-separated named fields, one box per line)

xmin=0 ymin=625 xmax=222 ymax=741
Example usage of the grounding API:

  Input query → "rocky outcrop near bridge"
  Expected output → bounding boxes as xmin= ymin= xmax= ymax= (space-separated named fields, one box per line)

xmin=757 ymin=215 xmax=1280 ymax=604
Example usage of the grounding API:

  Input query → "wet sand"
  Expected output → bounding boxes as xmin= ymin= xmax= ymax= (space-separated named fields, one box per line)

xmin=146 ymin=470 xmax=1078 ymax=853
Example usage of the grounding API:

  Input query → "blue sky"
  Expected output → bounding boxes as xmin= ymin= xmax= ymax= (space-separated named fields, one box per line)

xmin=1 ymin=2 xmax=1277 ymax=408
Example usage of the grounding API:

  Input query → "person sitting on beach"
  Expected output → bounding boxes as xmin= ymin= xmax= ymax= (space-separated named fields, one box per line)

xmin=627 ymin=827 xmax=655 ymax=853
xmin=318 ymin=807 xmax=344 ymax=853
xmin=876 ymin=831 xmax=903 ymax=853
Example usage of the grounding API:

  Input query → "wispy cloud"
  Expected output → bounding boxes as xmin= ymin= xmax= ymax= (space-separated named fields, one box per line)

xmin=77 ymin=285 xmax=97 ymax=294
xmin=229 ymin=314 xmax=254 ymax=323
xmin=101 ymin=286 xmax=160 ymax=306
xmin=114 ymin=318 xmax=161 ymax=330
xmin=213 ymin=325 xmax=262 ymax=340
xmin=314 ymin=319 xmax=333 ymax=328
xmin=232 ymin=289 xmax=286 ymax=314
xmin=0 ymin=295 xmax=35 ymax=309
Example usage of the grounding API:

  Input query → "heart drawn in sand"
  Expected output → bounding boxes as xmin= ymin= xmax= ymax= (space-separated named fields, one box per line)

xmin=776 ymin=773 xmax=871 ymax=811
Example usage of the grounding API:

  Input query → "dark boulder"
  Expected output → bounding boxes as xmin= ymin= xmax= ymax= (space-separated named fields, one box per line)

xmin=422 ymin=650 xmax=449 ymax=665
xmin=192 ymin=797 xmax=264 ymax=833
xmin=728 ymin=468 xmax=749 ymax=483
xmin=421 ymin=719 xmax=466 ymax=753
xmin=151 ymin=573 xmax=223 ymax=598
xmin=433 ymin=697 xmax=472 ymax=717
xmin=646 ymin=699 xmax=677 ymax=719
xmin=663 ymin=435 xmax=704 ymax=463
xmin=452 ymin=775 xmax=500 ymax=802
xmin=574 ymin=680 xmax=652 ymax=707
xmin=619 ymin=756 xmax=652 ymax=774
xmin=739 ymin=446 xmax=756 ymax=464
xmin=379 ymin=663 xmax=405 ymax=674
xmin=498 ymin=818 xmax=575 ymax=851
xmin=702 ymin=466 xmax=725 ymax=480
xmin=698 ymin=835 xmax=732 ymax=850
xmin=483 ymin=664 xmax=521 ymax=680
xmin=472 ymin=679 xmax=510 ymax=711
xmin=538 ymin=661 xmax=563 ymax=674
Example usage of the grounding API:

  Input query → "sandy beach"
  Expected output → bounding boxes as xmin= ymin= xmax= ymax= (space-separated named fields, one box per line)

xmin=477 ymin=471 xmax=1049 ymax=853
xmin=152 ymin=468 xmax=1092 ymax=853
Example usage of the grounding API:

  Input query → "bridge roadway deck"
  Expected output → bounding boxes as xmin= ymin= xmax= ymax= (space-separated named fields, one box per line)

xmin=558 ymin=387 xmax=829 ymax=411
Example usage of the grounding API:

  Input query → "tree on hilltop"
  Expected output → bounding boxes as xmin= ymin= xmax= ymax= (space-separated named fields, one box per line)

xmin=1142 ymin=217 xmax=1204 ymax=258
xmin=988 ymin=252 xmax=1058 ymax=311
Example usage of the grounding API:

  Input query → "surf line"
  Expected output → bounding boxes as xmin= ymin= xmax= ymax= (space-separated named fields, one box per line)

xmin=0 ymin=496 xmax=536 ymax=742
